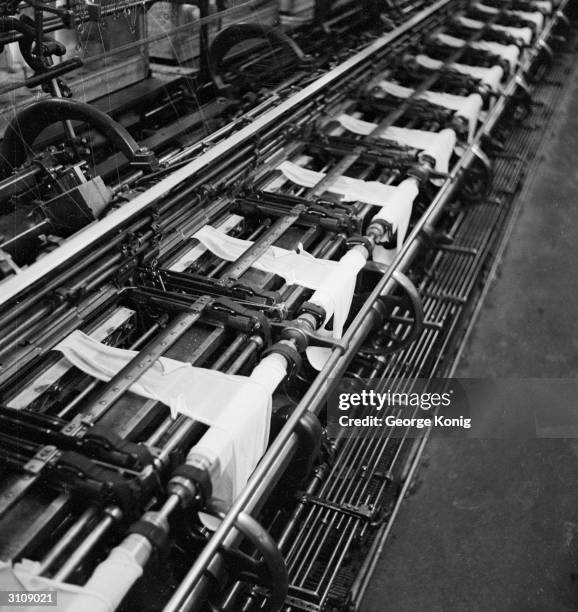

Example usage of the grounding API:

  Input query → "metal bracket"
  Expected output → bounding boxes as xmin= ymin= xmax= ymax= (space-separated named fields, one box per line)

xmin=299 ymin=492 xmax=377 ymax=521
xmin=23 ymin=445 xmax=60 ymax=475
xmin=152 ymin=269 xmax=283 ymax=309
xmin=307 ymin=132 xmax=419 ymax=169
xmin=234 ymin=190 xmax=359 ymax=233
xmin=271 ymin=320 xmax=349 ymax=354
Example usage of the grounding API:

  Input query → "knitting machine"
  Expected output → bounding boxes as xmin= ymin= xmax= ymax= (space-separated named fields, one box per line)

xmin=0 ymin=0 xmax=573 ymax=610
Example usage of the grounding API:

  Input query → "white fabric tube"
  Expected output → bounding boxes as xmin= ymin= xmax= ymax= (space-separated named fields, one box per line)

xmin=194 ymin=352 xmax=289 ymax=529
xmin=280 ymin=160 xmax=416 ymax=253
xmin=306 ymin=178 xmax=419 ymax=371
xmin=195 ymin=171 xmax=418 ymax=342
xmin=277 ymin=160 xmax=413 ymax=208
xmin=374 ymin=178 xmax=419 ymax=252
xmin=249 ymin=352 xmax=289 ymax=394
xmin=511 ymin=9 xmax=545 ymax=32
xmin=434 ymin=33 xmax=520 ymax=71
xmin=192 ymin=428 xmax=233 ymax=512
xmin=169 ymin=214 xmax=244 ymax=272
xmin=470 ymin=41 xmax=521 ymax=71
xmin=473 ymin=3 xmax=545 ymax=32
xmin=472 ymin=2 xmax=499 ymax=14
xmin=336 ymin=114 xmax=456 ymax=173
xmin=194 ymin=222 xmax=381 ymax=338
xmin=277 ymin=165 xmax=418 ymax=252
xmin=55 ymin=331 xmax=271 ymax=508
xmin=414 ymin=54 xmax=504 ymax=91
xmin=47 ymin=359 xmax=289 ymax=609
xmin=277 ymin=163 xmax=419 ymax=255
xmin=308 ymin=249 xmax=367 ymax=338
xmin=374 ymin=81 xmax=483 ymax=141
xmin=485 ymin=0 xmax=552 ymax=13
xmin=370 ymin=177 xmax=419 ymax=267
xmin=193 ymin=224 xmax=358 ymax=335
xmin=196 ymin=178 xmax=415 ymax=374
xmin=193 ymin=224 xmax=337 ymax=290
xmin=172 ymin=375 xmax=271 ymax=500
xmin=535 ymin=0 xmax=553 ymax=13
xmin=304 ymin=249 xmax=366 ymax=372
xmin=65 ymin=546 xmax=144 ymax=612
xmin=0 ymin=559 xmax=115 ymax=612
xmin=485 ymin=22 xmax=533 ymax=45
xmin=456 ymin=15 xmax=533 ymax=45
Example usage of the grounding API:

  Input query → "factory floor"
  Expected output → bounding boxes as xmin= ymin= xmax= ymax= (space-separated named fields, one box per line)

xmin=360 ymin=60 xmax=578 ymax=611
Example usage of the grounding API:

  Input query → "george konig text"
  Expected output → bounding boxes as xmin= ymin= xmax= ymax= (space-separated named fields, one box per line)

xmin=384 ymin=415 xmax=471 ymax=429
xmin=338 ymin=415 xmax=472 ymax=429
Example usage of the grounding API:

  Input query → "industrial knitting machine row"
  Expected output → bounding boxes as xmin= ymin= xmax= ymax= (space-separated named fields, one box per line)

xmin=0 ymin=0 xmax=573 ymax=610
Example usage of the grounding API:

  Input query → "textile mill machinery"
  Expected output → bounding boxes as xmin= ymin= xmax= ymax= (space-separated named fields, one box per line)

xmin=0 ymin=0 xmax=574 ymax=609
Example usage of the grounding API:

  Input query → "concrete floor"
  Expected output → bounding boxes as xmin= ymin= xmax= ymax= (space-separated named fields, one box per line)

xmin=361 ymin=63 xmax=578 ymax=611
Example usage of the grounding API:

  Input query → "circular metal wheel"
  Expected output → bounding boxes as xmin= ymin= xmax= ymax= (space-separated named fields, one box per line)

xmin=208 ymin=23 xmax=312 ymax=97
xmin=363 ymin=270 xmax=425 ymax=355
xmin=202 ymin=500 xmax=289 ymax=612
xmin=506 ymin=77 xmax=533 ymax=123
xmin=0 ymin=98 xmax=156 ymax=177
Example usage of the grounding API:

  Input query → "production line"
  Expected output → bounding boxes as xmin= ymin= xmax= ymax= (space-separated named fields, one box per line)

xmin=0 ymin=0 xmax=574 ymax=610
